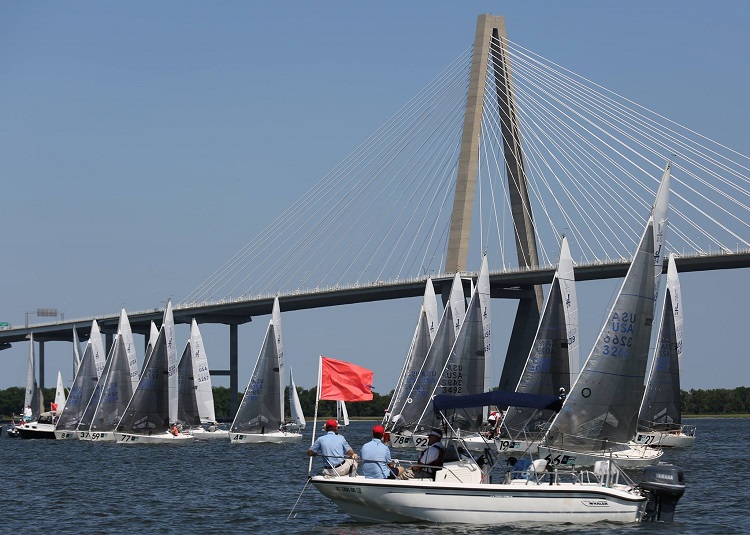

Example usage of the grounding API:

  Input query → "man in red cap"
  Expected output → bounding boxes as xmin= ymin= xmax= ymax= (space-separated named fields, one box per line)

xmin=308 ymin=419 xmax=358 ymax=477
xmin=360 ymin=424 xmax=403 ymax=479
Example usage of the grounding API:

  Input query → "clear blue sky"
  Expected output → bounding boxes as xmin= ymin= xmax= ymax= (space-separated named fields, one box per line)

xmin=1 ymin=1 xmax=748 ymax=393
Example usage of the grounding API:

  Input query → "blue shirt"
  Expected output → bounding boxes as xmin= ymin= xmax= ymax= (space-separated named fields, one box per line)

xmin=361 ymin=438 xmax=392 ymax=479
xmin=309 ymin=431 xmax=351 ymax=468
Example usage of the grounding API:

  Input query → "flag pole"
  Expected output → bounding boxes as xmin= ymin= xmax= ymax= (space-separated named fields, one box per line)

xmin=308 ymin=355 xmax=322 ymax=475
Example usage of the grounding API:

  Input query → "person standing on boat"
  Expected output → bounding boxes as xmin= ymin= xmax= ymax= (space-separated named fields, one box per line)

xmin=308 ymin=419 xmax=358 ymax=477
xmin=410 ymin=429 xmax=445 ymax=479
xmin=24 ymin=405 xmax=32 ymax=422
xmin=361 ymin=425 xmax=404 ymax=479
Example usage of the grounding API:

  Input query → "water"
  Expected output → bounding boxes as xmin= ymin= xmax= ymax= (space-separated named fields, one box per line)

xmin=1 ymin=418 xmax=747 ymax=534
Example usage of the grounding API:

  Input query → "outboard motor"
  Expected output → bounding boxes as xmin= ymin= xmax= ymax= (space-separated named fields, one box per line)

xmin=638 ymin=464 xmax=685 ymax=522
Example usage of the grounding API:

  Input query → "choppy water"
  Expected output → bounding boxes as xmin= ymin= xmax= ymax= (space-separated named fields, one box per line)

xmin=1 ymin=418 xmax=747 ymax=534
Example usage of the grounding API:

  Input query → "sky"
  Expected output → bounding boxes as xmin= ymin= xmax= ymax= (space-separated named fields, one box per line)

xmin=1 ymin=1 xmax=749 ymax=394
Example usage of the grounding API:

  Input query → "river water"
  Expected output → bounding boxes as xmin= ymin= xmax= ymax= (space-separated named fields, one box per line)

xmin=1 ymin=417 xmax=747 ymax=534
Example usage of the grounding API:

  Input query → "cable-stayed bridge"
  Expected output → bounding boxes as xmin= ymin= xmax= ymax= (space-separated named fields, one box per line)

xmin=2 ymin=15 xmax=749 ymax=414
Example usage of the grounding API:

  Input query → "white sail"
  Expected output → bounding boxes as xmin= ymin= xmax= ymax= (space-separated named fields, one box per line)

xmin=190 ymin=319 xmax=216 ymax=423
xmin=337 ymin=400 xmax=350 ymax=427
xmin=72 ymin=328 xmax=82 ymax=378
xmin=89 ymin=320 xmax=107 ymax=380
xmin=558 ymin=236 xmax=580 ymax=381
xmin=118 ymin=308 xmax=139 ymax=389
xmin=652 ymin=162 xmax=671 ymax=307
xmin=272 ymin=296 xmax=285 ymax=425
xmin=289 ymin=367 xmax=306 ymax=429
xmin=24 ymin=334 xmax=36 ymax=414
xmin=385 ymin=277 xmax=439 ymax=428
xmin=165 ymin=301 xmax=178 ymax=426
xmin=53 ymin=370 xmax=66 ymax=413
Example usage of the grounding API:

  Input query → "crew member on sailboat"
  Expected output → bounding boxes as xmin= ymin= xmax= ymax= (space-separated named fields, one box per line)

xmin=308 ymin=419 xmax=358 ymax=477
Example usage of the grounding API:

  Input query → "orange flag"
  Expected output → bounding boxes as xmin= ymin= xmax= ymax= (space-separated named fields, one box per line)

xmin=319 ymin=356 xmax=373 ymax=401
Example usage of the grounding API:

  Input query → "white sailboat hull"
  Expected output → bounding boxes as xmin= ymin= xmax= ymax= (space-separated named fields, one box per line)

xmin=494 ymin=437 xmax=540 ymax=455
xmin=230 ymin=431 xmax=302 ymax=443
xmin=54 ymin=430 xmax=80 ymax=440
xmin=77 ymin=430 xmax=117 ymax=442
xmin=192 ymin=428 xmax=231 ymax=440
xmin=115 ymin=431 xmax=194 ymax=444
xmin=633 ymin=428 xmax=696 ymax=448
xmin=537 ymin=443 xmax=663 ymax=469
xmin=311 ymin=473 xmax=646 ymax=524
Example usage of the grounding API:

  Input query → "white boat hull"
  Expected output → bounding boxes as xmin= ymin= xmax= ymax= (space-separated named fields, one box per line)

xmin=494 ymin=437 xmax=539 ymax=455
xmin=192 ymin=428 xmax=231 ymax=440
xmin=77 ymin=430 xmax=117 ymax=442
xmin=633 ymin=429 xmax=696 ymax=448
xmin=538 ymin=444 xmax=663 ymax=469
xmin=230 ymin=431 xmax=302 ymax=443
xmin=54 ymin=429 xmax=80 ymax=440
xmin=311 ymin=473 xmax=646 ymax=524
xmin=115 ymin=431 xmax=194 ymax=444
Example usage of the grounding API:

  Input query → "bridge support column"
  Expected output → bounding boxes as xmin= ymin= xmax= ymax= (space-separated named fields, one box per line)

xmin=229 ymin=324 xmax=239 ymax=418
xmin=39 ymin=340 xmax=45 ymax=392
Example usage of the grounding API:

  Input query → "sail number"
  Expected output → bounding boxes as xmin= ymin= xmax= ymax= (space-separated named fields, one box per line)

xmin=544 ymin=454 xmax=576 ymax=466
xmin=392 ymin=435 xmax=428 ymax=448
xmin=602 ymin=334 xmax=632 ymax=357
xmin=496 ymin=440 xmax=519 ymax=451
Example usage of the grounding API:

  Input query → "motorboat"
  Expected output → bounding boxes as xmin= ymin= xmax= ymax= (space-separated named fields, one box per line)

xmin=17 ymin=412 xmax=59 ymax=439
xmin=310 ymin=444 xmax=685 ymax=524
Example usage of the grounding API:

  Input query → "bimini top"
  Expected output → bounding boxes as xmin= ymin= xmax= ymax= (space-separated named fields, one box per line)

xmin=432 ymin=390 xmax=563 ymax=412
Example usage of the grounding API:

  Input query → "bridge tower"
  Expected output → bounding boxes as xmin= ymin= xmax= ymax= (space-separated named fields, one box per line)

xmin=445 ymin=14 xmax=544 ymax=391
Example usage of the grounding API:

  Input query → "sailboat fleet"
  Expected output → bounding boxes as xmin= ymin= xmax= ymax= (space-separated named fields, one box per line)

xmin=8 ymin=164 xmax=692 ymax=525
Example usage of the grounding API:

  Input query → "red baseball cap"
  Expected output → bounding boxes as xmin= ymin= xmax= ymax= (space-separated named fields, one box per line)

xmin=372 ymin=425 xmax=385 ymax=434
xmin=325 ymin=419 xmax=338 ymax=429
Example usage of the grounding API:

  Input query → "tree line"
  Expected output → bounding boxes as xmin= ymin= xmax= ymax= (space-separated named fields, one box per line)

xmin=1 ymin=386 xmax=748 ymax=421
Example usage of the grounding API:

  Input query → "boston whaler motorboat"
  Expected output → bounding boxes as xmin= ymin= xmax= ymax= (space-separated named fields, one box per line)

xmin=311 ymin=391 xmax=686 ymax=525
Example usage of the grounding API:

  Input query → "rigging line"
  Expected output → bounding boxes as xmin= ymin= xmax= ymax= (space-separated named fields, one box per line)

xmin=504 ymin=37 xmax=750 ymax=170
xmin=514 ymin=83 xmax=641 ymax=256
xmin=197 ymin=48 xmax=476 ymax=302
xmin=418 ymin=172 xmax=459 ymax=278
xmin=232 ymin=57 xmax=472 ymax=298
xmin=668 ymin=165 xmax=750 ymax=240
xmin=511 ymin=68 xmax=656 ymax=243
xmin=351 ymin=71 xmax=471 ymax=283
xmin=669 ymin=188 xmax=747 ymax=250
xmin=510 ymin=55 xmax=660 ymax=214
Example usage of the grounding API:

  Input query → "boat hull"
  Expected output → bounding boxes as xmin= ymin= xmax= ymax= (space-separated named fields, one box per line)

xmin=230 ymin=431 xmax=302 ymax=443
xmin=192 ymin=428 xmax=230 ymax=440
xmin=311 ymin=475 xmax=647 ymax=524
xmin=115 ymin=432 xmax=194 ymax=444
xmin=78 ymin=430 xmax=117 ymax=442
xmin=538 ymin=444 xmax=663 ymax=469
xmin=633 ymin=429 xmax=696 ymax=448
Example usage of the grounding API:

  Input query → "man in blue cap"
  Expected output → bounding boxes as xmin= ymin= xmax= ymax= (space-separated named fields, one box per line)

xmin=360 ymin=424 xmax=403 ymax=479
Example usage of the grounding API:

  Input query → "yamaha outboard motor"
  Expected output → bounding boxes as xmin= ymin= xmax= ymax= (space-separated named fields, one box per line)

xmin=639 ymin=464 xmax=685 ymax=522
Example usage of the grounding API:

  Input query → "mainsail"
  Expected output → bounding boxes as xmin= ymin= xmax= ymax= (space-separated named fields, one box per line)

xmin=424 ymin=255 xmax=492 ymax=431
xmin=289 ymin=367 xmax=306 ymax=429
xmin=24 ymin=334 xmax=37 ymax=419
xmin=638 ymin=254 xmax=683 ymax=431
xmin=190 ymin=319 xmax=216 ymax=423
xmin=390 ymin=274 xmax=465 ymax=432
xmin=55 ymin=321 xmax=106 ymax=434
xmin=502 ymin=237 xmax=578 ymax=437
xmin=545 ymin=164 xmax=670 ymax=450
xmin=53 ymin=370 xmax=67 ymax=413
xmin=88 ymin=334 xmax=134 ymax=434
xmin=231 ymin=297 xmax=285 ymax=435
xmin=384 ymin=278 xmax=439 ymax=429
xmin=177 ymin=336 xmax=202 ymax=426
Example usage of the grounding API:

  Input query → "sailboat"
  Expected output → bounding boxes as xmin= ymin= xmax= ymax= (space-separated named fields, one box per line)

xmin=115 ymin=301 xmax=193 ymax=443
xmin=417 ymin=255 xmax=492 ymax=452
xmin=383 ymin=277 xmax=439 ymax=433
xmin=181 ymin=320 xmax=229 ymax=439
xmin=77 ymin=309 xmax=141 ymax=441
xmin=52 ymin=371 xmax=67 ymax=413
xmin=495 ymin=237 xmax=579 ymax=454
xmin=389 ymin=273 xmax=465 ymax=449
xmin=337 ymin=400 xmax=350 ymax=428
xmin=634 ymin=254 xmax=696 ymax=447
xmin=54 ymin=321 xmax=107 ymax=440
xmin=538 ymin=163 xmax=671 ymax=468
xmin=230 ymin=296 xmax=302 ymax=443
xmin=17 ymin=335 xmax=55 ymax=439
xmin=287 ymin=367 xmax=306 ymax=432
